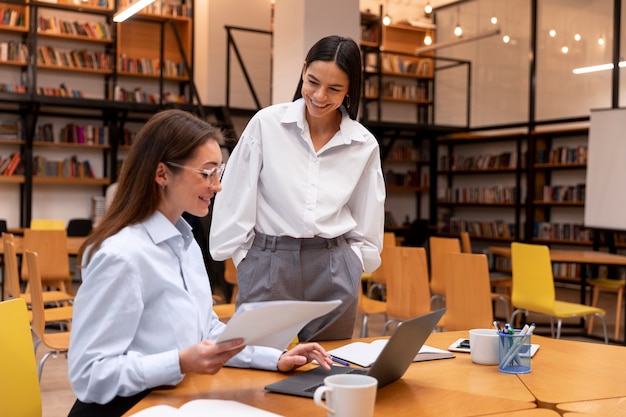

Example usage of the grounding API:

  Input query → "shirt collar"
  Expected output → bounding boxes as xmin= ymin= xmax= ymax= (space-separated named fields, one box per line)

xmin=144 ymin=211 xmax=195 ymax=250
xmin=282 ymin=98 xmax=368 ymax=145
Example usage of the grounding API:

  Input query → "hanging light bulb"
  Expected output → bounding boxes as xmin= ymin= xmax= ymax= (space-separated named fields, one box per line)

xmin=424 ymin=34 xmax=433 ymax=45
xmin=454 ymin=7 xmax=463 ymax=37
xmin=424 ymin=0 xmax=432 ymax=16
xmin=383 ymin=0 xmax=391 ymax=26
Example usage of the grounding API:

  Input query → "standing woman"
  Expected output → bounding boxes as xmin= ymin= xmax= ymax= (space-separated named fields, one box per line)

xmin=210 ymin=35 xmax=385 ymax=341
xmin=67 ymin=109 xmax=332 ymax=417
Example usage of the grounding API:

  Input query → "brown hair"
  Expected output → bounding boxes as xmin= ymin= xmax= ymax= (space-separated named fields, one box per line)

xmin=79 ymin=109 xmax=224 ymax=264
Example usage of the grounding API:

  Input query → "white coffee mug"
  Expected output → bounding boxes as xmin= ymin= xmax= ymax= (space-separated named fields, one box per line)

xmin=313 ymin=374 xmax=378 ymax=417
xmin=469 ymin=328 xmax=499 ymax=365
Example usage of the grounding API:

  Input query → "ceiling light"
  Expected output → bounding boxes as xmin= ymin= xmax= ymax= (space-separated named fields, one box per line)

xmin=113 ymin=0 xmax=156 ymax=23
xmin=383 ymin=14 xmax=391 ymax=25
xmin=574 ymin=34 xmax=581 ymax=41
xmin=503 ymin=35 xmax=510 ymax=43
xmin=454 ymin=7 xmax=462 ymax=37
xmin=424 ymin=34 xmax=432 ymax=46
xmin=573 ymin=63 xmax=615 ymax=74
xmin=491 ymin=17 xmax=498 ymax=24
xmin=561 ymin=46 xmax=569 ymax=54
xmin=424 ymin=1 xmax=432 ymax=16
xmin=598 ymin=37 xmax=605 ymax=45
xmin=549 ymin=29 xmax=556 ymax=37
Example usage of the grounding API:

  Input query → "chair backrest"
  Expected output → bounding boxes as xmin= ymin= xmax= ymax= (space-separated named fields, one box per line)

xmin=2 ymin=235 xmax=20 ymax=299
xmin=66 ymin=218 xmax=93 ymax=237
xmin=428 ymin=236 xmax=461 ymax=296
xmin=21 ymin=230 xmax=71 ymax=289
xmin=0 ymin=298 xmax=42 ymax=417
xmin=23 ymin=251 xmax=47 ymax=341
xmin=30 ymin=219 xmax=65 ymax=230
xmin=460 ymin=232 xmax=472 ymax=253
xmin=224 ymin=258 xmax=238 ymax=303
xmin=369 ymin=232 xmax=398 ymax=286
xmin=511 ymin=242 xmax=556 ymax=312
xmin=0 ymin=219 xmax=7 ymax=234
xmin=385 ymin=246 xmax=432 ymax=320
xmin=444 ymin=252 xmax=494 ymax=330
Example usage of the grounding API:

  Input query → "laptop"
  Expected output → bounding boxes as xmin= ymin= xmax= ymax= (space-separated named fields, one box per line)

xmin=264 ymin=308 xmax=447 ymax=398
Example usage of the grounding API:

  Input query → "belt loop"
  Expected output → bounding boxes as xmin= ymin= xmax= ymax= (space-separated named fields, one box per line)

xmin=269 ymin=236 xmax=277 ymax=252
xmin=327 ymin=239 xmax=333 ymax=249
xmin=259 ymin=233 xmax=267 ymax=251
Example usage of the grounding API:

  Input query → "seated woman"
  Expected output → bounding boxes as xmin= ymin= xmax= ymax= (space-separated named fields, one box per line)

xmin=67 ymin=109 xmax=332 ymax=417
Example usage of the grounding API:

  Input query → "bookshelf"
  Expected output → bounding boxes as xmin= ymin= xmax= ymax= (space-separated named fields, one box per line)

xmin=0 ymin=0 xmax=199 ymax=228
xmin=360 ymin=9 xmax=435 ymax=125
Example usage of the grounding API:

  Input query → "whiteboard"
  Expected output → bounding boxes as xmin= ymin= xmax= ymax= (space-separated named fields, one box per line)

xmin=584 ymin=108 xmax=626 ymax=231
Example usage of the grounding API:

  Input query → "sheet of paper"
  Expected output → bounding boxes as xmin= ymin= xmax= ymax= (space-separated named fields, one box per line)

xmin=129 ymin=399 xmax=284 ymax=416
xmin=215 ymin=299 xmax=342 ymax=350
xmin=328 ymin=339 xmax=454 ymax=367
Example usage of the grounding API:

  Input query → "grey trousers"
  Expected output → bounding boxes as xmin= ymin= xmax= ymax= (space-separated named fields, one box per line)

xmin=236 ymin=232 xmax=363 ymax=341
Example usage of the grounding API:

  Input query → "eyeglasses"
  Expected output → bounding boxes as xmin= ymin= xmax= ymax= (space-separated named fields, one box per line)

xmin=166 ymin=161 xmax=225 ymax=185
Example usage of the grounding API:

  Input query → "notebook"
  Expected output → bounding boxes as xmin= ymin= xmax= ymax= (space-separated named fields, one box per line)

xmin=264 ymin=308 xmax=447 ymax=398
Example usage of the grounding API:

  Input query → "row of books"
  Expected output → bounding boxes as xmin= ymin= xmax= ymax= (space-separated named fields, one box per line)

xmin=360 ymin=22 xmax=380 ymax=44
xmin=36 ymin=84 xmax=84 ymax=98
xmin=36 ymin=123 xmax=109 ymax=146
xmin=37 ymin=46 xmax=112 ymax=71
xmin=37 ymin=17 xmax=112 ymax=41
xmin=532 ymin=221 xmax=593 ymax=242
xmin=0 ymin=41 xmax=27 ymax=63
xmin=536 ymin=145 xmax=587 ymax=165
xmin=119 ymin=128 xmax=137 ymax=147
xmin=439 ymin=218 xmax=517 ymax=239
xmin=119 ymin=0 xmax=193 ymax=18
xmin=118 ymin=55 xmax=186 ymax=78
xmin=380 ymin=55 xmax=433 ymax=77
xmin=384 ymin=169 xmax=428 ymax=187
xmin=111 ymin=86 xmax=185 ymax=104
xmin=386 ymin=145 xmax=428 ymax=162
xmin=0 ymin=119 xmax=23 ymax=140
xmin=539 ymin=184 xmax=585 ymax=203
xmin=0 ymin=83 xmax=26 ymax=93
xmin=438 ymin=186 xmax=519 ymax=204
xmin=42 ymin=0 xmax=110 ymax=8
xmin=487 ymin=253 xmax=593 ymax=280
xmin=0 ymin=7 xmax=25 ymax=28
xmin=439 ymin=151 xmax=520 ymax=171
xmin=364 ymin=79 xmax=429 ymax=102
xmin=33 ymin=155 xmax=96 ymax=179
xmin=0 ymin=153 xmax=22 ymax=176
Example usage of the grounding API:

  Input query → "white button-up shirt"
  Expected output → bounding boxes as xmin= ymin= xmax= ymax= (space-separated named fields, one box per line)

xmin=210 ymin=99 xmax=385 ymax=273
xmin=68 ymin=211 xmax=281 ymax=404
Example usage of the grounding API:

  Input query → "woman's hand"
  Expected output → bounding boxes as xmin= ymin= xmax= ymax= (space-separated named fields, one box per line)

xmin=277 ymin=342 xmax=333 ymax=372
xmin=179 ymin=338 xmax=245 ymax=375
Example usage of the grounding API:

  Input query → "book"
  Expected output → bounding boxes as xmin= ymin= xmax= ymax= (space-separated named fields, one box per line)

xmin=215 ymin=299 xmax=341 ymax=350
xmin=327 ymin=339 xmax=455 ymax=368
xmin=129 ymin=399 xmax=284 ymax=417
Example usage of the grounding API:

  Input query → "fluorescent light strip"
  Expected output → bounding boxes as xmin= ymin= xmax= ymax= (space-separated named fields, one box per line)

xmin=113 ymin=0 xmax=156 ymax=23
xmin=573 ymin=61 xmax=626 ymax=74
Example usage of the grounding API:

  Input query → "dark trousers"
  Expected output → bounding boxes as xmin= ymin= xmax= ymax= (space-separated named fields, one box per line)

xmin=67 ymin=390 xmax=151 ymax=417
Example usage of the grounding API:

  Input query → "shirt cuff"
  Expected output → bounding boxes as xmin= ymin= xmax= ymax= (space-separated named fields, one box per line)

xmin=141 ymin=349 xmax=184 ymax=388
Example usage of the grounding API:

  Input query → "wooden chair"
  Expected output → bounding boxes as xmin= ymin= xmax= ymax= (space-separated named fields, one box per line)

xmin=357 ymin=289 xmax=387 ymax=337
xmin=443 ymin=252 xmax=494 ymax=331
xmin=428 ymin=236 xmax=461 ymax=308
xmin=24 ymin=250 xmax=71 ymax=381
xmin=0 ymin=298 xmax=42 ymax=417
xmin=365 ymin=232 xmax=397 ymax=301
xmin=21 ymin=229 xmax=73 ymax=296
xmin=213 ymin=258 xmax=238 ymax=321
xmin=382 ymin=246 xmax=435 ymax=335
xmin=3 ymin=234 xmax=73 ymax=324
xmin=587 ymin=277 xmax=625 ymax=340
xmin=510 ymin=242 xmax=608 ymax=344
xmin=460 ymin=231 xmax=512 ymax=321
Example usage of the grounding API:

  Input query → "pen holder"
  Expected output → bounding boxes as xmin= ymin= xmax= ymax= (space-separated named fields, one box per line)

xmin=498 ymin=331 xmax=531 ymax=374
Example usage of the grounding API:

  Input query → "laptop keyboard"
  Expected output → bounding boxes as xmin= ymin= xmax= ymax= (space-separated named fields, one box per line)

xmin=303 ymin=369 xmax=368 ymax=393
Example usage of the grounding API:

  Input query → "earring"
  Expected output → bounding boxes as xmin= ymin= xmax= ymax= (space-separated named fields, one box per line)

xmin=344 ymin=95 xmax=350 ymax=108
xmin=160 ymin=183 xmax=166 ymax=190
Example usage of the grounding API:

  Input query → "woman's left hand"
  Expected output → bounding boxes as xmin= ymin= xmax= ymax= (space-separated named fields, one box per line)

xmin=277 ymin=342 xmax=333 ymax=372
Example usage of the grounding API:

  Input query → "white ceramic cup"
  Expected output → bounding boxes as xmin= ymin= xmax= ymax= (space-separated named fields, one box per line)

xmin=469 ymin=328 xmax=500 ymax=365
xmin=313 ymin=374 xmax=378 ymax=417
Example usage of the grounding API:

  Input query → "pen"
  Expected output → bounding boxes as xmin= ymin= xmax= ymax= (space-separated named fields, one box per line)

xmin=330 ymin=356 xmax=351 ymax=367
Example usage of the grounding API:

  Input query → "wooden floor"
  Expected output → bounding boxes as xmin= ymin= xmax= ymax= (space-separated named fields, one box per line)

xmin=38 ymin=285 xmax=623 ymax=417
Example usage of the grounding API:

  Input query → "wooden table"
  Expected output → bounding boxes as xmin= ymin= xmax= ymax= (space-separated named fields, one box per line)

xmin=556 ymin=397 xmax=626 ymax=416
xmin=0 ymin=236 xmax=85 ymax=256
xmin=488 ymin=245 xmax=626 ymax=343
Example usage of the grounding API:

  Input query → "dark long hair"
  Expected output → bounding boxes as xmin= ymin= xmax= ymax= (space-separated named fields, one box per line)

xmin=292 ymin=35 xmax=362 ymax=120
xmin=79 ymin=109 xmax=223 ymax=264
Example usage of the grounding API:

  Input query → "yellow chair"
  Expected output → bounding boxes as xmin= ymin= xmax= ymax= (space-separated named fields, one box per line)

xmin=443 ymin=252 xmax=494 ymax=331
xmin=587 ymin=277 xmax=625 ymax=340
xmin=365 ymin=232 xmax=397 ymax=300
xmin=382 ymin=246 xmax=435 ymax=335
xmin=213 ymin=258 xmax=238 ymax=322
xmin=21 ymin=229 xmax=73 ymax=296
xmin=3 ymin=235 xmax=73 ymax=324
xmin=29 ymin=219 xmax=65 ymax=230
xmin=0 ymin=298 xmax=42 ymax=417
xmin=24 ymin=250 xmax=71 ymax=380
xmin=510 ymin=242 xmax=608 ymax=344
